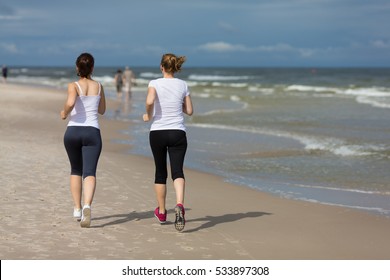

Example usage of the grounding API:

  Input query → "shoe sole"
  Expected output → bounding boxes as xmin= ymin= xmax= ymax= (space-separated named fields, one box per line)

xmin=154 ymin=213 xmax=166 ymax=224
xmin=174 ymin=206 xmax=185 ymax=231
xmin=80 ymin=208 xmax=91 ymax=228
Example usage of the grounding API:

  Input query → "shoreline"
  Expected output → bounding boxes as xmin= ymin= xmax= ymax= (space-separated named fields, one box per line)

xmin=1 ymin=82 xmax=390 ymax=259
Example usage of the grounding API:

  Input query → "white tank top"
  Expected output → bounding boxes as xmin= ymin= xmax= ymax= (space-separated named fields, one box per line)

xmin=67 ymin=81 xmax=101 ymax=129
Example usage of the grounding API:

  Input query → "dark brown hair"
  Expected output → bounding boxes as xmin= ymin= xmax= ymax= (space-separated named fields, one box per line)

xmin=76 ymin=53 xmax=94 ymax=77
xmin=160 ymin=53 xmax=186 ymax=74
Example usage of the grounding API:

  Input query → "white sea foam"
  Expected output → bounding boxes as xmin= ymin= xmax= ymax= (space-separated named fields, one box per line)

xmin=193 ymin=93 xmax=211 ymax=98
xmin=230 ymin=95 xmax=241 ymax=102
xmin=356 ymin=96 xmax=390 ymax=108
xmin=94 ymin=75 xmax=115 ymax=84
xmin=188 ymin=123 xmax=386 ymax=158
xmin=343 ymin=87 xmax=390 ymax=97
xmin=286 ymin=84 xmax=390 ymax=97
xmin=286 ymin=84 xmax=390 ymax=109
xmin=286 ymin=84 xmax=341 ymax=93
xmin=228 ymin=83 xmax=248 ymax=88
xmin=188 ymin=74 xmax=251 ymax=81
xmin=292 ymin=183 xmax=389 ymax=195
xmin=199 ymin=102 xmax=248 ymax=116
xmin=139 ymin=72 xmax=161 ymax=78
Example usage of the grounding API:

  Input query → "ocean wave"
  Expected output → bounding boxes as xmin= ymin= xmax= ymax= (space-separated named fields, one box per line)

xmin=343 ymin=87 xmax=390 ymax=97
xmin=286 ymin=84 xmax=390 ymax=109
xmin=286 ymin=84 xmax=390 ymax=97
xmin=188 ymin=123 xmax=387 ymax=158
xmin=198 ymin=102 xmax=248 ymax=116
xmin=139 ymin=72 xmax=162 ymax=78
xmin=188 ymin=74 xmax=251 ymax=81
xmin=356 ymin=96 xmax=390 ymax=108
xmin=286 ymin=84 xmax=341 ymax=93
xmin=94 ymin=75 xmax=115 ymax=84
xmin=293 ymin=183 xmax=390 ymax=195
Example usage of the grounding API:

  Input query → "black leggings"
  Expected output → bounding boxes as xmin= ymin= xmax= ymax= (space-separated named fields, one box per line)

xmin=64 ymin=126 xmax=102 ymax=179
xmin=149 ymin=130 xmax=187 ymax=184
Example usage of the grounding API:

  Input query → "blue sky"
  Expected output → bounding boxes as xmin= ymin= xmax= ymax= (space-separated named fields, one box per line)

xmin=1 ymin=0 xmax=389 ymax=67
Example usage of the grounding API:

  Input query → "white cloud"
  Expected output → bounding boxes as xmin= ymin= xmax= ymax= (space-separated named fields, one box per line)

xmin=198 ymin=42 xmax=247 ymax=52
xmin=371 ymin=40 xmax=390 ymax=48
xmin=0 ymin=15 xmax=21 ymax=20
xmin=0 ymin=43 xmax=20 ymax=54
xmin=217 ymin=21 xmax=238 ymax=32
xmin=198 ymin=41 xmax=317 ymax=57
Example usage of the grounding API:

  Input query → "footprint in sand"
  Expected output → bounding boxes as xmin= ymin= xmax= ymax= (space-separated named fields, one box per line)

xmin=161 ymin=250 xmax=172 ymax=256
xmin=147 ymin=237 xmax=157 ymax=243
xmin=176 ymin=242 xmax=194 ymax=251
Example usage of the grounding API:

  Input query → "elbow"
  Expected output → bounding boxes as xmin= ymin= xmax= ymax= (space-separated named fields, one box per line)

xmin=65 ymin=102 xmax=74 ymax=113
xmin=66 ymin=100 xmax=75 ymax=109
xmin=185 ymin=105 xmax=193 ymax=116
xmin=99 ymin=104 xmax=106 ymax=115
xmin=99 ymin=107 xmax=106 ymax=115
xmin=145 ymin=100 xmax=154 ymax=107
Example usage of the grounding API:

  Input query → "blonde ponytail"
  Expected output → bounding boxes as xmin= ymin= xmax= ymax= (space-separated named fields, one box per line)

xmin=161 ymin=53 xmax=186 ymax=74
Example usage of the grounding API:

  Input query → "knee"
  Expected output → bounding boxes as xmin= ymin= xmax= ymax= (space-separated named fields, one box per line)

xmin=172 ymin=172 xmax=185 ymax=182
xmin=155 ymin=176 xmax=167 ymax=184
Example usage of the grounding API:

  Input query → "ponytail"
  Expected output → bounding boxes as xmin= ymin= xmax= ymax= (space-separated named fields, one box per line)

xmin=161 ymin=53 xmax=186 ymax=74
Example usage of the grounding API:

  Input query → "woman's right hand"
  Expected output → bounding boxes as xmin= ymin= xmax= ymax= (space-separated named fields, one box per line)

xmin=60 ymin=110 xmax=67 ymax=120
xmin=143 ymin=114 xmax=150 ymax=122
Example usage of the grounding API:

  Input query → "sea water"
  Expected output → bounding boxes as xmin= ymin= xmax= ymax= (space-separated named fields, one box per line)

xmin=7 ymin=66 xmax=390 ymax=216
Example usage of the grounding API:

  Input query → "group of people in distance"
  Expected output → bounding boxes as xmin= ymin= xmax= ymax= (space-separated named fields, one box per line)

xmin=61 ymin=53 xmax=193 ymax=232
xmin=114 ymin=66 xmax=136 ymax=101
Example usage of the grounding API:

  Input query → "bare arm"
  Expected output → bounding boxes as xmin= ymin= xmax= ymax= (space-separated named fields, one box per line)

xmin=98 ymin=84 xmax=106 ymax=115
xmin=143 ymin=86 xmax=156 ymax=122
xmin=182 ymin=95 xmax=193 ymax=116
xmin=61 ymin=83 xmax=78 ymax=120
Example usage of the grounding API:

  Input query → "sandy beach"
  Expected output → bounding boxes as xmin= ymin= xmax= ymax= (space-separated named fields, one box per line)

xmin=1 ymin=82 xmax=390 ymax=260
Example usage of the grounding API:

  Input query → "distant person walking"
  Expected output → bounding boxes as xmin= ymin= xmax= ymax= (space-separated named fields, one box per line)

xmin=143 ymin=53 xmax=193 ymax=231
xmin=61 ymin=53 xmax=106 ymax=228
xmin=122 ymin=66 xmax=136 ymax=99
xmin=114 ymin=69 xmax=123 ymax=100
xmin=2 ymin=65 xmax=8 ymax=83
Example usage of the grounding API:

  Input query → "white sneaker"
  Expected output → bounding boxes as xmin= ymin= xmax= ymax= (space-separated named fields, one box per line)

xmin=80 ymin=205 xmax=91 ymax=228
xmin=73 ymin=208 xmax=82 ymax=221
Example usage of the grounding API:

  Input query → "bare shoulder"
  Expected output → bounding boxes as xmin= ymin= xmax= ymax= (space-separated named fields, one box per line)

xmin=67 ymin=82 xmax=77 ymax=92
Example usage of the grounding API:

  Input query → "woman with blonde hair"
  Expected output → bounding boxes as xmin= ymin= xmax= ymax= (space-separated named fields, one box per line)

xmin=143 ymin=53 xmax=193 ymax=231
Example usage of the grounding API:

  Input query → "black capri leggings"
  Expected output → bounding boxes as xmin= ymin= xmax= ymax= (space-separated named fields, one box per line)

xmin=64 ymin=126 xmax=102 ymax=179
xmin=149 ymin=130 xmax=188 ymax=184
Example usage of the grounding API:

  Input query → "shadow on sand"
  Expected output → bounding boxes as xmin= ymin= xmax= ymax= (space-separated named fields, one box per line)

xmin=90 ymin=210 xmax=271 ymax=232
xmin=183 ymin=211 xmax=272 ymax=233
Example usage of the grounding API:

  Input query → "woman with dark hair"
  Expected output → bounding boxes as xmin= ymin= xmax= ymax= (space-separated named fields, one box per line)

xmin=143 ymin=53 xmax=193 ymax=231
xmin=61 ymin=53 xmax=106 ymax=228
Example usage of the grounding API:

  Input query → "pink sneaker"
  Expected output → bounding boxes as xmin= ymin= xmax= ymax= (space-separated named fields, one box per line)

xmin=154 ymin=207 xmax=167 ymax=224
xmin=174 ymin=204 xmax=185 ymax=231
